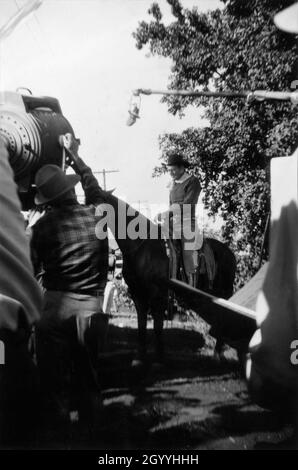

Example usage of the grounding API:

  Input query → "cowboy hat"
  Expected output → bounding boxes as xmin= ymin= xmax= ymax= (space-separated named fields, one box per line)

xmin=34 ymin=164 xmax=80 ymax=205
xmin=274 ymin=2 xmax=298 ymax=34
xmin=167 ymin=153 xmax=190 ymax=167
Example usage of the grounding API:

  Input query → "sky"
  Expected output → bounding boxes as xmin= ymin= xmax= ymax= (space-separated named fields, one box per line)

xmin=0 ymin=0 xmax=221 ymax=219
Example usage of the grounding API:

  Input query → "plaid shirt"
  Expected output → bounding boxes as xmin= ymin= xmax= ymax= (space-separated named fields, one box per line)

xmin=31 ymin=165 xmax=108 ymax=294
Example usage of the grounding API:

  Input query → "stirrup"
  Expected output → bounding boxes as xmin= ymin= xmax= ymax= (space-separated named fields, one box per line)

xmin=188 ymin=273 xmax=197 ymax=288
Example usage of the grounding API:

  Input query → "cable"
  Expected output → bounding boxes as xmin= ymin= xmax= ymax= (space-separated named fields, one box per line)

xmin=13 ymin=0 xmax=43 ymax=53
xmin=32 ymin=10 xmax=55 ymax=58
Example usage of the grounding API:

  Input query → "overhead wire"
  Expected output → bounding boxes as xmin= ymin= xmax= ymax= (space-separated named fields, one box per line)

xmin=32 ymin=8 xmax=55 ymax=58
xmin=14 ymin=0 xmax=54 ymax=58
xmin=13 ymin=0 xmax=44 ymax=54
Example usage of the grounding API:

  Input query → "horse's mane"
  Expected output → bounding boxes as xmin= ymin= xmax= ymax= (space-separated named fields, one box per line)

xmin=96 ymin=187 xmax=162 ymax=240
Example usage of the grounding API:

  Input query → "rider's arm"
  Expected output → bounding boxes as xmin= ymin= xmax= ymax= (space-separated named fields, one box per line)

xmin=168 ymin=176 xmax=201 ymax=217
xmin=181 ymin=176 xmax=201 ymax=205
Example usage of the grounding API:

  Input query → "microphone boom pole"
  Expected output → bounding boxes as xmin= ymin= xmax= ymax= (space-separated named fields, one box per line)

xmin=127 ymin=87 xmax=298 ymax=126
xmin=133 ymin=88 xmax=298 ymax=102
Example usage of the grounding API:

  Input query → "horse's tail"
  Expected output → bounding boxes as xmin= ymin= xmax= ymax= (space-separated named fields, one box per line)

xmin=205 ymin=237 xmax=236 ymax=299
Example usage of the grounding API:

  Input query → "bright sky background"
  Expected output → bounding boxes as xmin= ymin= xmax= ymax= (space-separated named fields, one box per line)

xmin=1 ymin=0 xmax=221 ymax=219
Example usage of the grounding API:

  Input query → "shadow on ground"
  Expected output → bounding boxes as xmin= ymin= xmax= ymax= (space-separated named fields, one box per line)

xmin=69 ymin=312 xmax=291 ymax=450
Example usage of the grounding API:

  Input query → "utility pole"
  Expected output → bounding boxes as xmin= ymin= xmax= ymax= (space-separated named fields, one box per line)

xmin=93 ymin=169 xmax=119 ymax=191
xmin=132 ymin=199 xmax=149 ymax=216
xmin=137 ymin=200 xmax=147 ymax=213
xmin=76 ymin=168 xmax=119 ymax=201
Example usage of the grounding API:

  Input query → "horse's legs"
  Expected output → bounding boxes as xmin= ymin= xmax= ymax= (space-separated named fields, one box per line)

xmin=153 ymin=310 xmax=164 ymax=363
xmin=133 ymin=298 xmax=148 ymax=365
xmin=214 ymin=337 xmax=225 ymax=361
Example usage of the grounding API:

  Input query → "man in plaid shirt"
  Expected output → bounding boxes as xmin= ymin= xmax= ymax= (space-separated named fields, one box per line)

xmin=31 ymin=184 xmax=108 ymax=295
xmin=31 ymin=140 xmax=108 ymax=442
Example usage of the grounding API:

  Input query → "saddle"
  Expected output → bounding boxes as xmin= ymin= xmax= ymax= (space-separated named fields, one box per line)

xmin=168 ymin=238 xmax=216 ymax=289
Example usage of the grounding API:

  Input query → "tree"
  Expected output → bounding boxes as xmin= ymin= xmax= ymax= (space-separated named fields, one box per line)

xmin=133 ymin=0 xmax=298 ymax=288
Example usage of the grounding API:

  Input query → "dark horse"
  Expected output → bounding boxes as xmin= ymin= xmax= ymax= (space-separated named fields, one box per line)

xmin=96 ymin=190 xmax=236 ymax=364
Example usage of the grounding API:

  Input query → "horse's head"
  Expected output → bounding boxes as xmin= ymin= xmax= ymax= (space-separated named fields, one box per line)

xmin=88 ymin=186 xmax=115 ymax=205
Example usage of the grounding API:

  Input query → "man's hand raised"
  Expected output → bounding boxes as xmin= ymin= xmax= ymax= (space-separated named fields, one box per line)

xmin=59 ymin=133 xmax=80 ymax=166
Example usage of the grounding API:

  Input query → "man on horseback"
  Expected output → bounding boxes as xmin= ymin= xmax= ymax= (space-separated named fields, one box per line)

xmin=159 ymin=153 xmax=202 ymax=287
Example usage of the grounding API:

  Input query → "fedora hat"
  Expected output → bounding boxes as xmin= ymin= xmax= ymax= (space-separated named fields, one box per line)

xmin=167 ymin=153 xmax=190 ymax=167
xmin=34 ymin=165 xmax=80 ymax=205
xmin=274 ymin=2 xmax=298 ymax=34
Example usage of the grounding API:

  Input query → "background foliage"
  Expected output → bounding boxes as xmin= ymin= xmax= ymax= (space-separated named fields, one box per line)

xmin=133 ymin=0 xmax=298 ymax=288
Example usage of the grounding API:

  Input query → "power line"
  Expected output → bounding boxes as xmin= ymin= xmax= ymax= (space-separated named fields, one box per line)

xmin=93 ymin=169 xmax=119 ymax=191
xmin=14 ymin=0 xmax=54 ymax=58
xmin=32 ymin=10 xmax=55 ymax=58
xmin=76 ymin=168 xmax=120 ymax=201
xmin=131 ymin=199 xmax=147 ymax=212
xmin=131 ymin=199 xmax=150 ymax=217
xmin=13 ymin=0 xmax=43 ymax=54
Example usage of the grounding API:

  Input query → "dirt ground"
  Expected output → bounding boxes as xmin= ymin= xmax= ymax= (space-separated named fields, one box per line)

xmin=89 ymin=310 xmax=292 ymax=451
